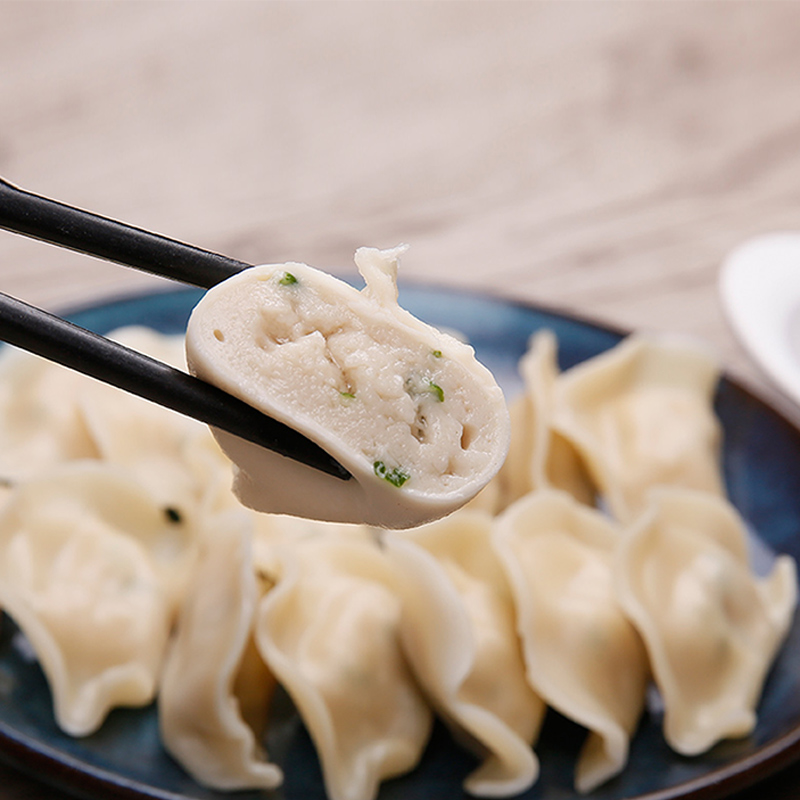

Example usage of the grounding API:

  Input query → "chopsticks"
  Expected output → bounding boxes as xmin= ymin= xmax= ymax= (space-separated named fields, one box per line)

xmin=0 ymin=176 xmax=248 ymax=288
xmin=0 ymin=177 xmax=350 ymax=480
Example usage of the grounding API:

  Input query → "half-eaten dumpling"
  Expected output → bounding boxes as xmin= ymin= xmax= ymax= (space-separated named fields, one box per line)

xmin=185 ymin=246 xmax=510 ymax=529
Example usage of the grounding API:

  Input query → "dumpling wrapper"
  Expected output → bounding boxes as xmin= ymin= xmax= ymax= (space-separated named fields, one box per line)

xmin=255 ymin=533 xmax=432 ymax=800
xmin=497 ymin=329 xmax=594 ymax=511
xmin=159 ymin=510 xmax=282 ymax=790
xmin=0 ymin=330 xmax=232 ymax=523
xmin=615 ymin=487 xmax=798 ymax=755
xmin=493 ymin=489 xmax=649 ymax=793
xmin=0 ymin=346 xmax=98 ymax=482
xmin=185 ymin=246 xmax=510 ymax=529
xmin=552 ymin=334 xmax=723 ymax=523
xmin=0 ymin=463 xmax=180 ymax=736
xmin=79 ymin=326 xmax=218 ymax=516
xmin=384 ymin=511 xmax=545 ymax=797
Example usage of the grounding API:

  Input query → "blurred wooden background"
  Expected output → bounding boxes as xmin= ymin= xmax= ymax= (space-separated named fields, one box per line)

xmin=2 ymin=2 xmax=800 ymax=798
xmin=2 ymin=2 xmax=800 ymax=403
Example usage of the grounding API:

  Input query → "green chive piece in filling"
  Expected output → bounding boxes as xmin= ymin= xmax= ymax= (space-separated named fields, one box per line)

xmin=279 ymin=272 xmax=298 ymax=285
xmin=427 ymin=380 xmax=444 ymax=402
xmin=374 ymin=461 xmax=410 ymax=488
xmin=405 ymin=374 xmax=445 ymax=402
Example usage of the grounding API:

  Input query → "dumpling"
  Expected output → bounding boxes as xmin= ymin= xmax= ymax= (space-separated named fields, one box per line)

xmin=159 ymin=510 xmax=282 ymax=790
xmin=255 ymin=532 xmax=432 ymax=800
xmin=384 ymin=511 xmax=545 ymax=797
xmin=177 ymin=428 xmax=242 ymax=515
xmin=615 ymin=487 xmax=798 ymax=755
xmin=0 ymin=463 xmax=180 ymax=736
xmin=78 ymin=326 xmax=216 ymax=514
xmin=496 ymin=329 xmax=594 ymax=511
xmin=185 ymin=246 xmax=510 ymax=529
xmin=552 ymin=334 xmax=723 ymax=523
xmin=0 ymin=346 xmax=98 ymax=482
xmin=493 ymin=489 xmax=649 ymax=793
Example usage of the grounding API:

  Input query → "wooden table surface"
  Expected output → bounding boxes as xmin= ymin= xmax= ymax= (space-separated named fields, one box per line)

xmin=2 ymin=2 xmax=800 ymax=798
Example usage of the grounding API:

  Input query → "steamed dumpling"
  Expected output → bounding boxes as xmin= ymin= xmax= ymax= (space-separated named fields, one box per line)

xmin=0 ymin=463 xmax=182 ymax=736
xmin=159 ymin=511 xmax=282 ymax=790
xmin=553 ymin=334 xmax=723 ymax=523
xmin=185 ymin=246 xmax=510 ymax=529
xmin=384 ymin=511 xmax=545 ymax=797
xmin=493 ymin=490 xmax=649 ymax=793
xmin=615 ymin=487 xmax=797 ymax=755
xmin=255 ymin=532 xmax=433 ymax=800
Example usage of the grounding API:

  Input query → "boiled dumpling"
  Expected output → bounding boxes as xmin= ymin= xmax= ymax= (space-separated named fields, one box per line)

xmin=255 ymin=531 xmax=433 ymax=800
xmin=0 ymin=347 xmax=97 ymax=483
xmin=493 ymin=489 xmax=649 ymax=793
xmin=78 ymin=326 xmax=216 ymax=514
xmin=159 ymin=510 xmax=282 ymax=790
xmin=552 ymin=334 xmax=723 ymax=523
xmin=497 ymin=329 xmax=593 ymax=511
xmin=384 ymin=511 xmax=545 ymax=797
xmin=0 ymin=463 xmax=181 ymax=735
xmin=185 ymin=246 xmax=510 ymax=529
xmin=615 ymin=487 xmax=797 ymax=755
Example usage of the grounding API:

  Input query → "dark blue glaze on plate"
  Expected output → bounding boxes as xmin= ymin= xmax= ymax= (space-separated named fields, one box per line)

xmin=1 ymin=284 xmax=799 ymax=800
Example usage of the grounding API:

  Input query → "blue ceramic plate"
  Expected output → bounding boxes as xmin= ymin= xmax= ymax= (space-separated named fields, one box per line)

xmin=1 ymin=284 xmax=800 ymax=800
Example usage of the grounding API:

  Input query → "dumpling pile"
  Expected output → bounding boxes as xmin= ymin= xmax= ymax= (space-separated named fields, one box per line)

xmin=488 ymin=329 xmax=796 ymax=792
xmin=0 ymin=320 xmax=795 ymax=800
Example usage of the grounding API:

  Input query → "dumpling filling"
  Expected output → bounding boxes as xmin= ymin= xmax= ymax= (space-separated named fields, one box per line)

xmin=185 ymin=246 xmax=510 ymax=528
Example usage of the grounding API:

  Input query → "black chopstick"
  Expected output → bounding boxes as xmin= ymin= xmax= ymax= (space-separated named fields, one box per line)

xmin=0 ymin=292 xmax=349 ymax=480
xmin=0 ymin=176 xmax=248 ymax=288
xmin=0 ymin=178 xmax=350 ymax=480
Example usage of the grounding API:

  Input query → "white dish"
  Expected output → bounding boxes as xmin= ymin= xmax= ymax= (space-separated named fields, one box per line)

xmin=720 ymin=233 xmax=800 ymax=407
